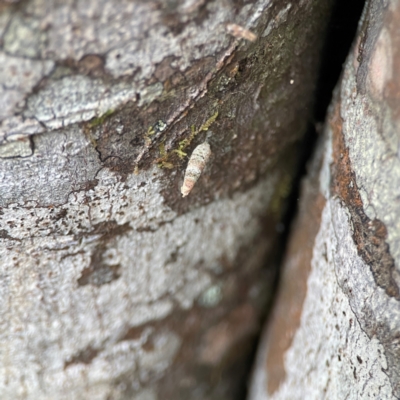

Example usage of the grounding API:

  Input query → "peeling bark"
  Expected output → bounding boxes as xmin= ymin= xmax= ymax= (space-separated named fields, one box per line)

xmin=249 ymin=1 xmax=400 ymax=398
xmin=0 ymin=0 xmax=333 ymax=399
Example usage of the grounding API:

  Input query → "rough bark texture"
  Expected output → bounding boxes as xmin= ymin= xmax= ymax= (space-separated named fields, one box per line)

xmin=249 ymin=0 xmax=400 ymax=398
xmin=0 ymin=0 xmax=333 ymax=399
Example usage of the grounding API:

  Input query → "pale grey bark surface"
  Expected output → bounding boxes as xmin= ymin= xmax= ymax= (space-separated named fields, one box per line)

xmin=0 ymin=0 xmax=333 ymax=399
xmin=249 ymin=0 xmax=400 ymax=399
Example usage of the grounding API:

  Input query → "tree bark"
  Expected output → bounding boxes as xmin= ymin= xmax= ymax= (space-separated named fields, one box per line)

xmin=0 ymin=0 xmax=332 ymax=399
xmin=249 ymin=0 xmax=400 ymax=398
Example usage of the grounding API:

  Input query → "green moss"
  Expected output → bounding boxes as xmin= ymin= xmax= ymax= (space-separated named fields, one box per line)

xmin=156 ymin=111 xmax=218 ymax=169
xmin=88 ymin=109 xmax=115 ymax=127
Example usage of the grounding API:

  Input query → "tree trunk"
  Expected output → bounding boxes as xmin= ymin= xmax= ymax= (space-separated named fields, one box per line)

xmin=0 ymin=0 xmax=333 ymax=399
xmin=249 ymin=0 xmax=400 ymax=398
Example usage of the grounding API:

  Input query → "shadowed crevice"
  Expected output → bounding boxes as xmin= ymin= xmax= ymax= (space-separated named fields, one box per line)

xmin=244 ymin=0 xmax=366 ymax=397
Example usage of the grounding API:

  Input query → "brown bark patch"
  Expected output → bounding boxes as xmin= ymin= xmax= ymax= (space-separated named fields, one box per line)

xmin=77 ymin=260 xmax=121 ymax=287
xmin=119 ymin=327 xmax=142 ymax=341
xmin=64 ymin=346 xmax=99 ymax=369
xmin=330 ymin=102 xmax=400 ymax=300
xmin=265 ymin=168 xmax=326 ymax=394
xmin=51 ymin=54 xmax=108 ymax=80
xmin=77 ymin=221 xmax=130 ymax=287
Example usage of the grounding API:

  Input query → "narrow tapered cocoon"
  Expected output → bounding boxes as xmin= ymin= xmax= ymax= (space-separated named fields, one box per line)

xmin=181 ymin=142 xmax=211 ymax=197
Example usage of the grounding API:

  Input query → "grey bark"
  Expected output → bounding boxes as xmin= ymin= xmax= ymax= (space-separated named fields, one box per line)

xmin=249 ymin=0 xmax=400 ymax=399
xmin=0 ymin=0 xmax=332 ymax=399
